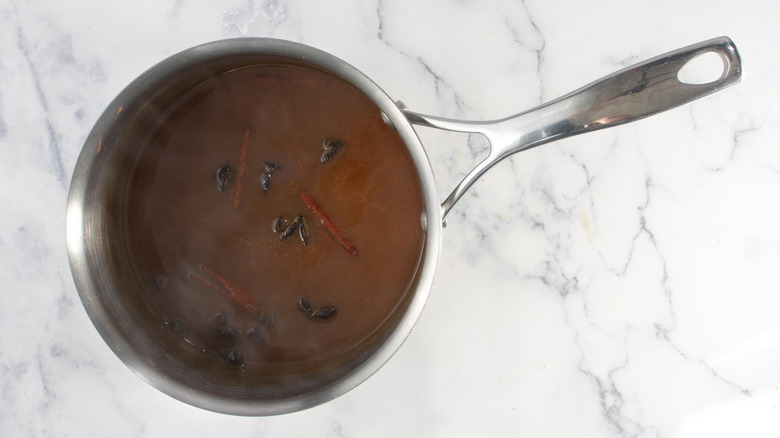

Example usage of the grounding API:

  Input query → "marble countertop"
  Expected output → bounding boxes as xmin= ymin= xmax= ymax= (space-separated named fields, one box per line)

xmin=2 ymin=0 xmax=779 ymax=436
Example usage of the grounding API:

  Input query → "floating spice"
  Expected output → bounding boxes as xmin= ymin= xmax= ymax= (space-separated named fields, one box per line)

xmin=312 ymin=306 xmax=337 ymax=319
xmin=298 ymin=216 xmax=309 ymax=246
xmin=169 ymin=320 xmax=186 ymax=335
xmin=273 ymin=215 xmax=308 ymax=246
xmin=260 ymin=162 xmax=281 ymax=193
xmin=298 ymin=297 xmax=337 ymax=321
xmin=233 ymin=129 xmax=250 ymax=209
xmin=190 ymin=266 xmax=260 ymax=315
xmin=246 ymin=327 xmax=263 ymax=343
xmin=298 ymin=297 xmax=313 ymax=315
xmin=215 ymin=165 xmax=234 ymax=192
xmin=220 ymin=348 xmax=246 ymax=366
xmin=299 ymin=192 xmax=358 ymax=257
xmin=214 ymin=312 xmax=239 ymax=338
xmin=279 ymin=216 xmax=303 ymax=240
xmin=320 ymin=138 xmax=344 ymax=164
xmin=272 ymin=216 xmax=291 ymax=234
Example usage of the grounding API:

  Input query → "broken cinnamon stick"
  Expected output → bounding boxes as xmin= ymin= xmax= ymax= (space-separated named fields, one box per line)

xmin=233 ymin=128 xmax=250 ymax=209
xmin=192 ymin=265 xmax=260 ymax=315
xmin=299 ymin=192 xmax=358 ymax=257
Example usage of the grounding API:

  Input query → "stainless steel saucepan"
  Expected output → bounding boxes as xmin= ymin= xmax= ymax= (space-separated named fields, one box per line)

xmin=66 ymin=37 xmax=741 ymax=415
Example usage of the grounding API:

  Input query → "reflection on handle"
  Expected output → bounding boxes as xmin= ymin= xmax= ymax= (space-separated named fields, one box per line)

xmin=404 ymin=36 xmax=742 ymax=221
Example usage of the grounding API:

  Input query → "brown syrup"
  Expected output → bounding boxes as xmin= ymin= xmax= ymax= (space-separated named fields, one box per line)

xmin=123 ymin=64 xmax=425 ymax=372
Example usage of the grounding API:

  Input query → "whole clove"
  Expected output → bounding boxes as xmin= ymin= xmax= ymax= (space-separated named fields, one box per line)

xmin=169 ymin=320 xmax=187 ymax=335
xmin=320 ymin=138 xmax=344 ymax=164
xmin=220 ymin=348 xmax=246 ymax=366
xmin=260 ymin=162 xmax=281 ymax=193
xmin=215 ymin=165 xmax=234 ymax=192
xmin=298 ymin=297 xmax=337 ymax=321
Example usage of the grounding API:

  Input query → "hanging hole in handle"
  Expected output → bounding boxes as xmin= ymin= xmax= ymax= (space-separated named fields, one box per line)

xmin=677 ymin=51 xmax=728 ymax=85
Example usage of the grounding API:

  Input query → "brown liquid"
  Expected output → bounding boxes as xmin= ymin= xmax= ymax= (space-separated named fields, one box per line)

xmin=124 ymin=65 xmax=425 ymax=372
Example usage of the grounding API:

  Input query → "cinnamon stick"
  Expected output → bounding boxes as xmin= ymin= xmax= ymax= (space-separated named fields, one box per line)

xmin=233 ymin=128 xmax=250 ymax=209
xmin=299 ymin=192 xmax=358 ymax=257
xmin=192 ymin=265 xmax=260 ymax=315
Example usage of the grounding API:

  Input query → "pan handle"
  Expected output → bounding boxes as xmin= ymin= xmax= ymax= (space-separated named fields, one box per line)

xmin=403 ymin=36 xmax=742 ymax=221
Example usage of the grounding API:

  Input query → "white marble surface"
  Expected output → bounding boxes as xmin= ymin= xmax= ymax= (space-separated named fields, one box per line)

xmin=2 ymin=0 xmax=779 ymax=436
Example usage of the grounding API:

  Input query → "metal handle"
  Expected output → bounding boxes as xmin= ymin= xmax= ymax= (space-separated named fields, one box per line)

xmin=403 ymin=36 xmax=742 ymax=221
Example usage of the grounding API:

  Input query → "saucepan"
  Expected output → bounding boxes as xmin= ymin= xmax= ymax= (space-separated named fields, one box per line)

xmin=66 ymin=37 xmax=741 ymax=415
